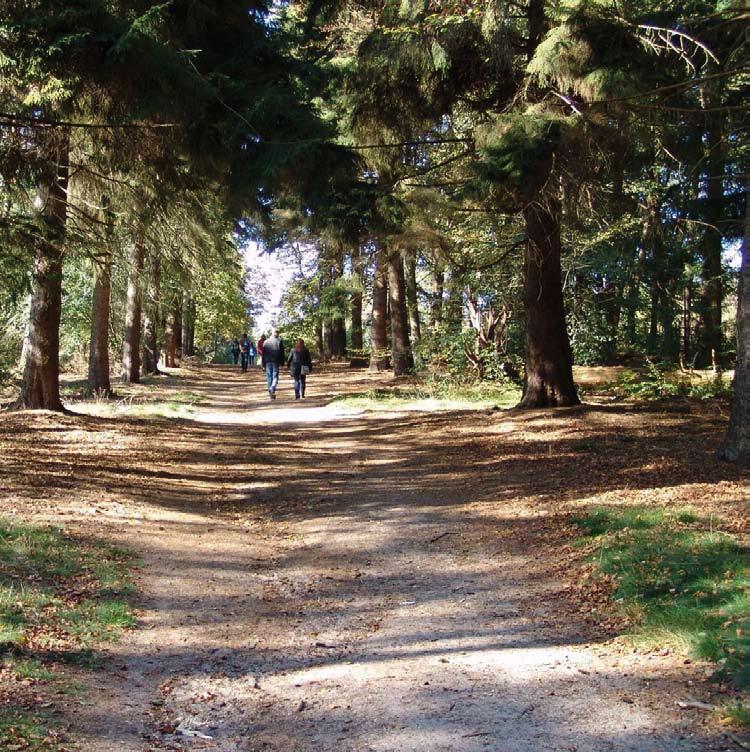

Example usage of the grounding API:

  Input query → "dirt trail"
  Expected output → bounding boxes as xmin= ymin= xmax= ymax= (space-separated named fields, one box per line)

xmin=2 ymin=364 xmax=744 ymax=751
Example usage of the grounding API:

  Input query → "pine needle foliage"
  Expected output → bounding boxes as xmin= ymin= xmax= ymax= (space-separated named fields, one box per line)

xmin=527 ymin=9 xmax=658 ymax=102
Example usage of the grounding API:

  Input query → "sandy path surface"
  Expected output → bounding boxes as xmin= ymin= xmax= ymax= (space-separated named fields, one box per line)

xmin=2 ymin=364 xmax=744 ymax=751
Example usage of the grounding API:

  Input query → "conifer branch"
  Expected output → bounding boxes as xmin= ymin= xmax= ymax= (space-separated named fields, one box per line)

xmin=0 ymin=111 xmax=178 ymax=130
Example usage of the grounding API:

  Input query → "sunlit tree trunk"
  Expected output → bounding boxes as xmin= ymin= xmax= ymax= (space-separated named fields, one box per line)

xmin=350 ymin=246 xmax=364 ymax=351
xmin=369 ymin=248 xmax=389 ymax=371
xmin=122 ymin=238 xmax=144 ymax=382
xmin=443 ymin=269 xmax=463 ymax=333
xmin=21 ymin=131 xmax=69 ymax=411
xmin=518 ymin=196 xmax=579 ymax=408
xmin=142 ymin=248 xmax=161 ymax=374
xmin=719 ymin=178 xmax=750 ymax=464
xmin=330 ymin=245 xmax=347 ymax=357
xmin=431 ymin=258 xmax=444 ymax=331
xmin=405 ymin=249 xmax=421 ymax=345
xmin=87 ymin=197 xmax=114 ymax=395
xmin=388 ymin=248 xmax=413 ymax=376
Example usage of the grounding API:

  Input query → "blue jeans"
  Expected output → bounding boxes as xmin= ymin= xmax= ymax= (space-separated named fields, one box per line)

xmin=294 ymin=374 xmax=306 ymax=398
xmin=265 ymin=363 xmax=279 ymax=394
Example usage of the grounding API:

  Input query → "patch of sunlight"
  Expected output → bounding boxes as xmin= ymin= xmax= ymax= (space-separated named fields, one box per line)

xmin=193 ymin=405 xmax=364 ymax=425
xmin=69 ymin=400 xmax=196 ymax=420
xmin=282 ymin=661 xmax=386 ymax=684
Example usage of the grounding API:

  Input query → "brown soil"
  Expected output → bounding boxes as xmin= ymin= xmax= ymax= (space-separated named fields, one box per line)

xmin=0 ymin=363 xmax=748 ymax=751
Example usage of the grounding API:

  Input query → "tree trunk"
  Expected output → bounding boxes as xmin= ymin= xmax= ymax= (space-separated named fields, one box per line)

xmin=142 ymin=248 xmax=161 ymax=375
xmin=322 ymin=318 xmax=333 ymax=360
xmin=164 ymin=293 xmax=177 ymax=368
xmin=21 ymin=131 xmax=69 ymax=411
xmin=315 ymin=319 xmax=324 ymax=360
xmin=181 ymin=289 xmax=195 ymax=357
xmin=527 ymin=0 xmax=546 ymax=62
xmin=718 ymin=178 xmax=749 ymax=463
xmin=87 ymin=198 xmax=114 ymax=395
xmin=122 ymin=238 xmax=144 ymax=383
xmin=405 ymin=250 xmax=421 ymax=345
xmin=87 ymin=254 xmax=112 ymax=394
xmin=350 ymin=246 xmax=364 ymax=351
xmin=518 ymin=197 xmax=579 ymax=407
xmin=443 ymin=269 xmax=463 ymax=333
xmin=699 ymin=105 xmax=725 ymax=368
xmin=680 ymin=280 xmax=692 ymax=370
xmin=431 ymin=258 xmax=444 ymax=330
xmin=369 ymin=249 xmax=390 ymax=371
xmin=330 ymin=246 xmax=347 ymax=356
xmin=174 ymin=295 xmax=182 ymax=356
xmin=388 ymin=249 xmax=413 ymax=376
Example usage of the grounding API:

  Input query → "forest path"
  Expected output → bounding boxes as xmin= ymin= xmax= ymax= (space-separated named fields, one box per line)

xmin=2 ymin=363 xmax=740 ymax=751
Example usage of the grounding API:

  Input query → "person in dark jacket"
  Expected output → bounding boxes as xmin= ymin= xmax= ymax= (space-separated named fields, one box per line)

xmin=231 ymin=338 xmax=240 ymax=365
xmin=261 ymin=329 xmax=285 ymax=399
xmin=257 ymin=335 xmax=266 ymax=368
xmin=287 ymin=338 xmax=312 ymax=399
xmin=238 ymin=334 xmax=251 ymax=372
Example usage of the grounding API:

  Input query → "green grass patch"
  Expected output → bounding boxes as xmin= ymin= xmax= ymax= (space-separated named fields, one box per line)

xmin=0 ymin=520 xmax=137 ymax=749
xmin=0 ymin=708 xmax=62 ymax=751
xmin=613 ymin=363 xmax=733 ymax=401
xmin=334 ymin=379 xmax=521 ymax=412
xmin=573 ymin=506 xmax=750 ymax=711
xmin=725 ymin=703 xmax=750 ymax=727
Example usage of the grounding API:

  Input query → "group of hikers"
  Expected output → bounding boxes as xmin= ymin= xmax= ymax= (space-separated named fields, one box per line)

xmin=231 ymin=330 xmax=312 ymax=400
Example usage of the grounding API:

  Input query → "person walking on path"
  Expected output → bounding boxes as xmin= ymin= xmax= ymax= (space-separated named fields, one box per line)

xmin=257 ymin=334 xmax=266 ymax=368
xmin=231 ymin=338 xmax=240 ymax=365
xmin=287 ymin=338 xmax=312 ymax=400
xmin=248 ymin=341 xmax=257 ymax=367
xmin=239 ymin=333 xmax=252 ymax=372
xmin=262 ymin=329 xmax=285 ymax=399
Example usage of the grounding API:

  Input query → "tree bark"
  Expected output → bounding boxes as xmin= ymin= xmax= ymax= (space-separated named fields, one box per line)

xmin=518 ymin=196 xmax=580 ymax=407
xmin=164 ymin=293 xmax=177 ymax=368
xmin=142 ymin=248 xmax=161 ymax=374
xmin=443 ymin=269 xmax=463 ymax=333
xmin=431 ymin=258 xmax=444 ymax=331
xmin=181 ymin=289 xmax=195 ymax=357
xmin=330 ymin=245 xmax=347 ymax=357
xmin=718 ymin=178 xmax=749 ymax=463
xmin=680 ymin=280 xmax=692 ymax=370
xmin=174 ymin=294 xmax=182 ymax=356
xmin=21 ymin=131 xmax=69 ymax=411
xmin=87 ymin=197 xmax=114 ymax=395
xmin=122 ymin=238 xmax=144 ymax=383
xmin=315 ymin=318 xmax=324 ymax=360
xmin=369 ymin=248 xmax=390 ymax=371
xmin=527 ymin=0 xmax=547 ymax=62
xmin=699 ymin=104 xmax=725 ymax=368
xmin=87 ymin=254 xmax=112 ymax=394
xmin=350 ymin=246 xmax=364 ymax=351
xmin=405 ymin=250 xmax=421 ymax=345
xmin=388 ymin=248 xmax=413 ymax=376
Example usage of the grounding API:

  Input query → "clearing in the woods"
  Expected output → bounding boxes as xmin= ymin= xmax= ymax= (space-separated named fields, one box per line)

xmin=1 ymin=363 xmax=748 ymax=752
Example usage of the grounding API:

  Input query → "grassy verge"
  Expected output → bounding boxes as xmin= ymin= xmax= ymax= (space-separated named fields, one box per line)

xmin=333 ymin=379 xmax=521 ymax=412
xmin=0 ymin=520 xmax=136 ymax=750
xmin=65 ymin=387 xmax=205 ymax=420
xmin=573 ymin=506 xmax=749 ymax=726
